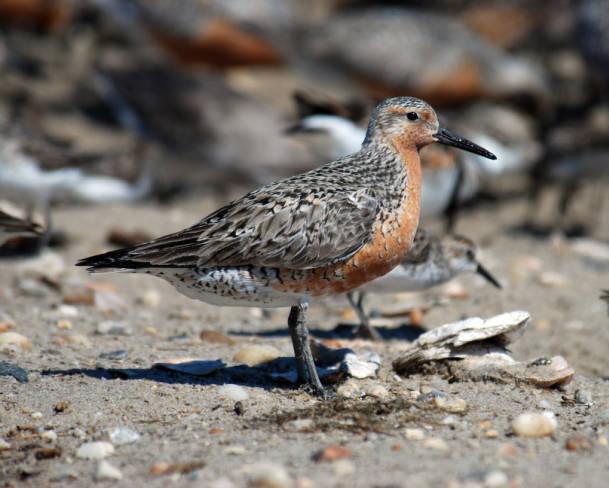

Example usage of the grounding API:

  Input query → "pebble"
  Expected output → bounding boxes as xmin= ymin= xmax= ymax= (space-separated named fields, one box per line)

xmin=433 ymin=397 xmax=467 ymax=414
xmin=200 ymin=330 xmax=236 ymax=345
xmin=565 ymin=434 xmax=592 ymax=451
xmin=332 ymin=459 xmax=355 ymax=476
xmin=284 ymin=418 xmax=314 ymax=432
xmin=96 ymin=460 xmax=123 ymax=481
xmin=57 ymin=305 xmax=79 ymax=318
xmin=17 ymin=278 xmax=50 ymax=297
xmin=41 ymin=430 xmax=58 ymax=442
xmin=0 ymin=439 xmax=11 ymax=450
xmin=138 ymin=289 xmax=161 ymax=308
xmin=484 ymin=470 xmax=509 ymax=488
xmin=405 ymin=428 xmax=425 ymax=441
xmin=0 ymin=331 xmax=32 ymax=351
xmin=56 ymin=320 xmax=73 ymax=330
xmin=574 ymin=389 xmax=592 ymax=405
xmin=99 ymin=350 xmax=128 ymax=361
xmin=336 ymin=381 xmax=361 ymax=399
xmin=60 ymin=334 xmax=92 ymax=348
xmin=512 ymin=412 xmax=557 ymax=438
xmin=224 ymin=445 xmax=247 ymax=455
xmin=218 ymin=384 xmax=249 ymax=402
xmin=366 ymin=384 xmax=389 ymax=399
xmin=17 ymin=251 xmax=65 ymax=282
xmin=96 ymin=321 xmax=133 ymax=336
xmin=31 ymin=411 xmax=43 ymax=419
xmin=422 ymin=437 xmax=448 ymax=450
xmin=313 ymin=445 xmax=352 ymax=462
xmin=538 ymin=399 xmax=552 ymax=410
xmin=109 ymin=427 xmax=140 ymax=445
xmin=76 ymin=441 xmax=115 ymax=460
xmin=233 ymin=345 xmax=282 ymax=366
xmin=537 ymin=272 xmax=567 ymax=288
xmin=243 ymin=462 xmax=291 ymax=488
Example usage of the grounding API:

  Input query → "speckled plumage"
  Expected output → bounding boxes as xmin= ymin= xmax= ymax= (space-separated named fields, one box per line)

xmin=78 ymin=96 xmax=496 ymax=396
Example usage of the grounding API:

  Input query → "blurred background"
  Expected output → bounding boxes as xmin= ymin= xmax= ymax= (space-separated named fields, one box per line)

xmin=0 ymin=0 xmax=608 ymax=251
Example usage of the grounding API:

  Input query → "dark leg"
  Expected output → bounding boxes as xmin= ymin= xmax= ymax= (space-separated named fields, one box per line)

xmin=348 ymin=292 xmax=382 ymax=341
xmin=288 ymin=302 xmax=325 ymax=397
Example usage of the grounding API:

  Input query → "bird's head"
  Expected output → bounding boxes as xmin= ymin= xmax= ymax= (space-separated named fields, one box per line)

xmin=364 ymin=96 xmax=496 ymax=160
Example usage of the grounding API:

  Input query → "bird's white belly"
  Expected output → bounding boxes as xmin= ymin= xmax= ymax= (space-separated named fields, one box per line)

xmin=359 ymin=265 xmax=432 ymax=294
xmin=144 ymin=266 xmax=305 ymax=308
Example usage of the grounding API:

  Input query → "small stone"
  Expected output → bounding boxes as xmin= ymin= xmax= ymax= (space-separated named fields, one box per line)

xmin=283 ymin=418 xmax=314 ymax=432
xmin=76 ymin=441 xmax=114 ymax=460
xmin=336 ymin=381 xmax=361 ymax=399
xmin=433 ymin=397 xmax=467 ymax=414
xmin=313 ymin=445 xmax=352 ymax=462
xmin=243 ymin=462 xmax=291 ymax=488
xmin=144 ymin=326 xmax=158 ymax=335
xmin=224 ymin=445 xmax=247 ymax=455
xmin=138 ymin=289 xmax=161 ymax=308
xmin=405 ymin=428 xmax=425 ymax=441
xmin=565 ymin=434 xmax=592 ymax=451
xmin=41 ymin=430 xmax=58 ymax=442
xmin=484 ymin=470 xmax=508 ymax=488
xmin=0 ymin=361 xmax=28 ymax=382
xmin=96 ymin=321 xmax=132 ymax=336
xmin=485 ymin=430 xmax=499 ymax=439
xmin=332 ymin=459 xmax=355 ymax=476
xmin=366 ymin=384 xmax=389 ymax=399
xmin=422 ymin=437 xmax=448 ymax=450
xmin=200 ymin=330 xmax=236 ymax=345
xmin=498 ymin=442 xmax=518 ymax=457
xmin=109 ymin=427 xmax=140 ymax=445
xmin=0 ymin=439 xmax=10 ymax=450
xmin=57 ymin=305 xmax=79 ymax=318
xmin=54 ymin=402 xmax=69 ymax=413
xmin=538 ymin=399 xmax=552 ymax=410
xmin=17 ymin=278 xmax=50 ymax=297
xmin=96 ymin=460 xmax=123 ymax=481
xmin=234 ymin=401 xmax=246 ymax=416
xmin=574 ymin=389 xmax=592 ymax=405
xmin=150 ymin=461 xmax=205 ymax=475
xmin=233 ymin=345 xmax=282 ymax=366
xmin=512 ymin=412 xmax=557 ymax=438
xmin=60 ymin=334 xmax=92 ymax=348
xmin=31 ymin=411 xmax=43 ymax=419
xmin=209 ymin=427 xmax=224 ymax=435
xmin=56 ymin=320 xmax=73 ymax=330
xmin=537 ymin=272 xmax=567 ymax=288
xmin=218 ymin=384 xmax=249 ymax=402
xmin=598 ymin=436 xmax=608 ymax=446
xmin=99 ymin=350 xmax=128 ymax=360
xmin=0 ymin=331 xmax=32 ymax=351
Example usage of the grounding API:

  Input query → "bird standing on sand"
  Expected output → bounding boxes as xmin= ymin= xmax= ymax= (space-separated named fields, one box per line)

xmin=77 ymin=97 xmax=496 ymax=397
xmin=347 ymin=228 xmax=502 ymax=340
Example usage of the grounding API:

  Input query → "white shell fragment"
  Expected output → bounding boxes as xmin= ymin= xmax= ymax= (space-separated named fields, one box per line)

xmin=393 ymin=311 xmax=530 ymax=374
xmin=76 ymin=441 xmax=115 ymax=460
xmin=340 ymin=352 xmax=381 ymax=379
xmin=393 ymin=311 xmax=574 ymax=388
xmin=153 ymin=358 xmax=226 ymax=376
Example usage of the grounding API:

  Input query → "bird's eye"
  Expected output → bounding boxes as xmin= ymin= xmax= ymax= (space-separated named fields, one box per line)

xmin=406 ymin=112 xmax=419 ymax=121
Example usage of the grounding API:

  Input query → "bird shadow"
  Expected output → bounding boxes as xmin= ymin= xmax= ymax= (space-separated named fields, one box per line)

xmin=229 ymin=322 xmax=426 ymax=342
xmin=39 ymin=349 xmax=356 ymax=392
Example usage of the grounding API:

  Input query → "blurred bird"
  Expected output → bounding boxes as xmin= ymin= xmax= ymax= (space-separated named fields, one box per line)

xmin=347 ymin=228 xmax=501 ymax=340
xmin=95 ymin=0 xmax=282 ymax=68
xmin=77 ymin=96 xmax=496 ymax=397
xmin=307 ymin=7 xmax=547 ymax=104
xmin=0 ymin=0 xmax=72 ymax=31
xmin=0 ymin=200 xmax=43 ymax=246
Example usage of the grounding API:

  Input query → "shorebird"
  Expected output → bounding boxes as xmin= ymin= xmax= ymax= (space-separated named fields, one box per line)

xmin=0 ymin=201 xmax=43 ymax=246
xmin=347 ymin=228 xmax=502 ymax=340
xmin=77 ymin=96 xmax=496 ymax=397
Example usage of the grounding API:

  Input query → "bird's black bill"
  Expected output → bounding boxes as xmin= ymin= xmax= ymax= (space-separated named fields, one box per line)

xmin=476 ymin=263 xmax=502 ymax=289
xmin=435 ymin=127 xmax=496 ymax=160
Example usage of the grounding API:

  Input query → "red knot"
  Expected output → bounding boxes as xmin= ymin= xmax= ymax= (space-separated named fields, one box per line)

xmin=347 ymin=228 xmax=501 ymax=340
xmin=77 ymin=96 xmax=496 ymax=397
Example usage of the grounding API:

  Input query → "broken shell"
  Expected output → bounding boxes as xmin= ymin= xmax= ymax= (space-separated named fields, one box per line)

xmin=393 ymin=311 xmax=530 ymax=375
